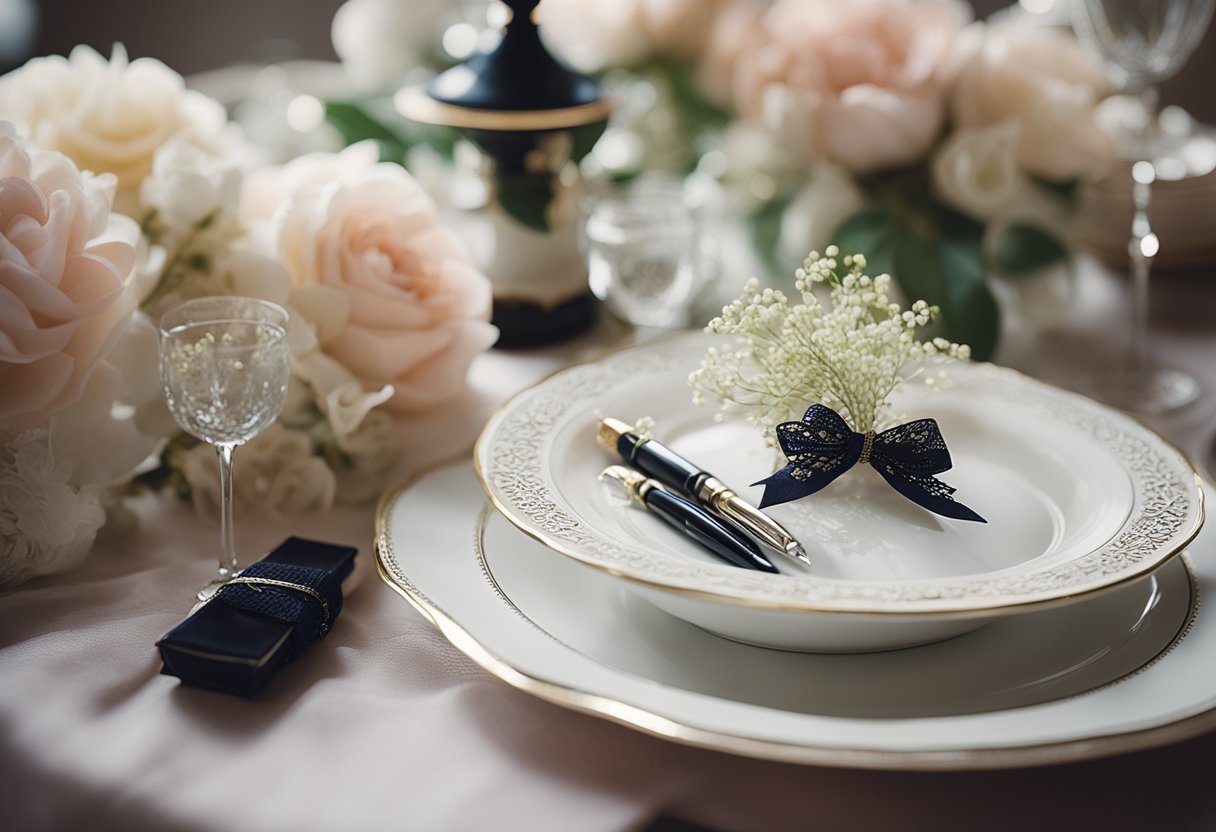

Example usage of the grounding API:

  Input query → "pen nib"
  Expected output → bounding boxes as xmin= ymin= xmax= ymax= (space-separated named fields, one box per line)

xmin=785 ymin=541 xmax=811 ymax=567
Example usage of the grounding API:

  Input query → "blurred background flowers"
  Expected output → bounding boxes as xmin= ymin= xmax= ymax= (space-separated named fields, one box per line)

xmin=3 ymin=0 xmax=1216 ymax=586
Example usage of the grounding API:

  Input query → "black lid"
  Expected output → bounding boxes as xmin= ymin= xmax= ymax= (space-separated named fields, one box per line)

xmin=398 ymin=0 xmax=611 ymax=131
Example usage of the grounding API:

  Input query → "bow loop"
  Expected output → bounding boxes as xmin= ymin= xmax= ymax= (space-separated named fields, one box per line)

xmin=753 ymin=405 xmax=985 ymax=522
xmin=873 ymin=418 xmax=953 ymax=476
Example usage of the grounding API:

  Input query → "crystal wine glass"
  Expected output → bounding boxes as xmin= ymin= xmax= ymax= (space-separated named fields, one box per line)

xmin=1070 ymin=0 xmax=1214 ymax=413
xmin=159 ymin=297 xmax=291 ymax=600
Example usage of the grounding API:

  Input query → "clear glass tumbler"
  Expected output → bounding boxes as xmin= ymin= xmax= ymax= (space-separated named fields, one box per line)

xmin=584 ymin=185 xmax=704 ymax=331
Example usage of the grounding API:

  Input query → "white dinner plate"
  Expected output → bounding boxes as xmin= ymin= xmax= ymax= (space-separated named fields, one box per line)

xmin=474 ymin=332 xmax=1203 ymax=650
xmin=376 ymin=461 xmax=1216 ymax=769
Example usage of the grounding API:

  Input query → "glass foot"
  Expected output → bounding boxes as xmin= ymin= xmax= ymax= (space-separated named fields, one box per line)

xmin=1091 ymin=363 xmax=1200 ymax=415
xmin=196 ymin=569 xmax=234 ymax=602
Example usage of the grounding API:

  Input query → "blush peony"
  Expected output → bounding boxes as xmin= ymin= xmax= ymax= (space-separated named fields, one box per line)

xmin=950 ymin=23 xmax=1113 ymax=182
xmin=0 ymin=122 xmax=139 ymax=429
xmin=732 ymin=0 xmax=970 ymax=173
xmin=242 ymin=142 xmax=497 ymax=411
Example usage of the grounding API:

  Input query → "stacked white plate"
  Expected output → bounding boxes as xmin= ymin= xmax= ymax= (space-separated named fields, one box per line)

xmin=377 ymin=332 xmax=1210 ymax=768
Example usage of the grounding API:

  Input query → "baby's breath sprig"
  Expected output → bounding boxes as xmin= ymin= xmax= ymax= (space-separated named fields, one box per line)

xmin=689 ymin=246 xmax=971 ymax=446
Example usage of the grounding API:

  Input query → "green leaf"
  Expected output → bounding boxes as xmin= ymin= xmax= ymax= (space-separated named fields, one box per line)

xmin=1029 ymin=175 xmax=1079 ymax=205
xmin=933 ymin=217 xmax=1000 ymax=361
xmin=747 ymin=194 xmax=796 ymax=280
xmin=988 ymin=223 xmax=1071 ymax=278
xmin=324 ymin=100 xmax=411 ymax=162
xmin=830 ymin=206 xmax=1000 ymax=361
xmin=832 ymin=208 xmax=899 ymax=279
xmin=495 ymin=173 xmax=554 ymax=233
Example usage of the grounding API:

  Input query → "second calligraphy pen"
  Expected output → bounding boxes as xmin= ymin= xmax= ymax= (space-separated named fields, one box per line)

xmin=597 ymin=417 xmax=811 ymax=566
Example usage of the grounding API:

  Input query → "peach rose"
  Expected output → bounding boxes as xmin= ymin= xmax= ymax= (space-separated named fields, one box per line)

xmin=243 ymin=142 xmax=497 ymax=411
xmin=733 ymin=0 xmax=970 ymax=172
xmin=0 ymin=44 xmax=227 ymax=196
xmin=0 ymin=122 xmax=139 ymax=429
xmin=951 ymin=24 xmax=1113 ymax=182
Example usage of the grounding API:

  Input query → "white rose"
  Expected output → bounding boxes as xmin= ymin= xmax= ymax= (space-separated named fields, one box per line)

xmin=951 ymin=23 xmax=1113 ymax=181
xmin=779 ymin=164 xmax=868 ymax=266
xmin=0 ymin=45 xmax=228 ymax=197
xmin=540 ymin=0 xmax=733 ymax=72
xmin=47 ymin=363 xmax=159 ymax=489
xmin=0 ymin=428 xmax=106 ymax=589
xmin=331 ymin=409 xmax=400 ymax=504
xmin=931 ymin=122 xmax=1026 ymax=221
xmin=539 ymin=0 xmax=655 ymax=72
xmin=331 ymin=0 xmax=448 ymax=91
xmin=140 ymin=140 xmax=241 ymax=235
xmin=177 ymin=423 xmax=318 ymax=520
xmin=268 ymin=457 xmax=337 ymax=514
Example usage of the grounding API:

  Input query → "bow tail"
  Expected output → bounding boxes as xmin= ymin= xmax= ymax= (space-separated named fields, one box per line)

xmin=871 ymin=464 xmax=987 ymax=523
xmin=752 ymin=458 xmax=855 ymax=509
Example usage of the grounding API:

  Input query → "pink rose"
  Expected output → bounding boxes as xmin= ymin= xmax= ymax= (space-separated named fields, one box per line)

xmin=733 ymin=0 xmax=970 ymax=172
xmin=0 ymin=123 xmax=138 ymax=429
xmin=243 ymin=143 xmax=497 ymax=411
xmin=951 ymin=24 xmax=1113 ymax=182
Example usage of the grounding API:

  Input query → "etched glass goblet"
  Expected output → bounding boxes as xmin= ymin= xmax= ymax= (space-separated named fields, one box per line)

xmin=159 ymin=297 xmax=291 ymax=600
xmin=1070 ymin=0 xmax=1214 ymax=413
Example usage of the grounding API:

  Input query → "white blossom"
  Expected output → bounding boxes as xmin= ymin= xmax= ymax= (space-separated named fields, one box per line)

xmin=0 ymin=429 xmax=106 ymax=589
xmin=268 ymin=457 xmax=336 ymax=514
xmin=690 ymin=250 xmax=970 ymax=445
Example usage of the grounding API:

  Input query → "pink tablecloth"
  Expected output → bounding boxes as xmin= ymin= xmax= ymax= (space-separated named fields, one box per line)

xmin=2 ymin=262 xmax=1215 ymax=832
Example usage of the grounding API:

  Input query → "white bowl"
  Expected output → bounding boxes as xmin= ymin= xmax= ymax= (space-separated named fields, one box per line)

xmin=475 ymin=332 xmax=1204 ymax=651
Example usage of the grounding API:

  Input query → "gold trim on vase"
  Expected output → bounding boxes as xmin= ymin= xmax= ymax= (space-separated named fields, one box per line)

xmin=395 ymin=87 xmax=614 ymax=132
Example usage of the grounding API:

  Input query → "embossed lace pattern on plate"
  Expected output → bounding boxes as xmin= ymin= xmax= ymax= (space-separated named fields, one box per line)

xmin=480 ymin=334 xmax=1203 ymax=611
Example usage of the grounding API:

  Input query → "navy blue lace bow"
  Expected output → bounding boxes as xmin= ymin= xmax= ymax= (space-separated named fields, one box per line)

xmin=753 ymin=404 xmax=986 ymax=522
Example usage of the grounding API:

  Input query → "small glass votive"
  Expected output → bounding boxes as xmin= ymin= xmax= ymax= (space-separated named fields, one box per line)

xmin=583 ymin=184 xmax=704 ymax=330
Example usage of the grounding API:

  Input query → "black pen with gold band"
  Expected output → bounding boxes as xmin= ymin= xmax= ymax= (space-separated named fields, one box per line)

xmin=596 ymin=417 xmax=810 ymax=566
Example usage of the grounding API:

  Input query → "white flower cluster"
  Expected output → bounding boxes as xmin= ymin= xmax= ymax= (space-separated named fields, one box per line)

xmin=0 ymin=46 xmax=414 ymax=594
xmin=690 ymin=246 xmax=971 ymax=444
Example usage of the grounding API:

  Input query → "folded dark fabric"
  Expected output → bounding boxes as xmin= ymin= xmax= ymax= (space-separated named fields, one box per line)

xmin=157 ymin=537 xmax=357 ymax=697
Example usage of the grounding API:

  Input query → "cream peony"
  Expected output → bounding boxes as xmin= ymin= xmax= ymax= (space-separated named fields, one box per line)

xmin=0 ymin=45 xmax=227 ymax=196
xmin=0 ymin=122 xmax=139 ymax=429
xmin=540 ymin=0 xmax=743 ymax=72
xmin=140 ymin=139 xmax=241 ymax=235
xmin=243 ymin=142 xmax=498 ymax=411
xmin=732 ymin=0 xmax=969 ymax=172
xmin=267 ymin=457 xmax=337 ymax=515
xmin=931 ymin=121 xmax=1026 ymax=220
xmin=951 ymin=23 xmax=1113 ymax=182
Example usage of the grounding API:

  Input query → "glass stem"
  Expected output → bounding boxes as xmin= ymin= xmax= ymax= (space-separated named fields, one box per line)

xmin=1126 ymin=86 xmax=1159 ymax=378
xmin=215 ymin=442 xmax=238 ymax=580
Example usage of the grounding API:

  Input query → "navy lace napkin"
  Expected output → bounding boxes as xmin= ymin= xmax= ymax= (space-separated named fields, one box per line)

xmin=214 ymin=561 xmax=344 ymax=660
xmin=753 ymin=404 xmax=986 ymax=522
